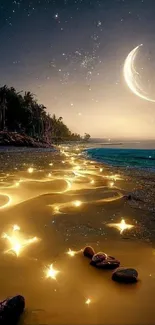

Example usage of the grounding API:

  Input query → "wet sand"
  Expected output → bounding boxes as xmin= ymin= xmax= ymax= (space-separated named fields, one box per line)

xmin=0 ymin=146 xmax=155 ymax=324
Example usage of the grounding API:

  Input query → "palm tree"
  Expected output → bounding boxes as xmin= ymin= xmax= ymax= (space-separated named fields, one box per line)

xmin=0 ymin=84 xmax=82 ymax=143
xmin=0 ymin=85 xmax=9 ymax=130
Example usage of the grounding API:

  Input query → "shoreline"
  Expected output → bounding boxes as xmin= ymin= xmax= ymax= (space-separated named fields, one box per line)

xmin=84 ymin=146 xmax=155 ymax=242
xmin=84 ymin=146 xmax=155 ymax=171
xmin=86 ymin=152 xmax=155 ymax=219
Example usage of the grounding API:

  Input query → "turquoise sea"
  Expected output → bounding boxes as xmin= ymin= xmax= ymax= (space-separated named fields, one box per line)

xmin=86 ymin=147 xmax=155 ymax=169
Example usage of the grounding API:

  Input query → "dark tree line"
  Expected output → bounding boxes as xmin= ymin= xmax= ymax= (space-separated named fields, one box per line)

xmin=0 ymin=85 xmax=82 ymax=143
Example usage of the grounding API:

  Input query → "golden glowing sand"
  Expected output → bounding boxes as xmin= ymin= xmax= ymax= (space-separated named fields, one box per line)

xmin=0 ymin=145 xmax=153 ymax=325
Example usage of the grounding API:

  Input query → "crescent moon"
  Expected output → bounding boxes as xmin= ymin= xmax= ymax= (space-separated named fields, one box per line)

xmin=123 ymin=44 xmax=155 ymax=103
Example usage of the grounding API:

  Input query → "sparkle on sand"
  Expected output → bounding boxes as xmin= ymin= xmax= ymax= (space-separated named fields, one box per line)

xmin=2 ymin=225 xmax=38 ymax=256
xmin=73 ymin=200 xmax=82 ymax=207
xmin=28 ymin=167 xmax=34 ymax=173
xmin=85 ymin=298 xmax=91 ymax=306
xmin=107 ymin=219 xmax=134 ymax=234
xmin=67 ymin=248 xmax=76 ymax=257
xmin=45 ymin=264 xmax=60 ymax=280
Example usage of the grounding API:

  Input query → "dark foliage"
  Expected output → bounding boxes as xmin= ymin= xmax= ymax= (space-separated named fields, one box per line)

xmin=0 ymin=85 xmax=81 ymax=143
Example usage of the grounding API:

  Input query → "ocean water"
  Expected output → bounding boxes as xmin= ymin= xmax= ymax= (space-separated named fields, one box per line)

xmin=86 ymin=147 xmax=155 ymax=169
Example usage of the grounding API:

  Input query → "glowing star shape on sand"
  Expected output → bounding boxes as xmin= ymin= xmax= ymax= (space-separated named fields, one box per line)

xmin=67 ymin=248 xmax=76 ymax=257
xmin=107 ymin=219 xmax=134 ymax=234
xmin=45 ymin=264 xmax=60 ymax=280
xmin=28 ymin=167 xmax=34 ymax=173
xmin=2 ymin=225 xmax=38 ymax=257
xmin=13 ymin=225 xmax=20 ymax=231
xmin=53 ymin=206 xmax=60 ymax=214
xmin=73 ymin=200 xmax=82 ymax=207
xmin=90 ymin=179 xmax=95 ymax=184
xmin=111 ymin=174 xmax=121 ymax=181
xmin=109 ymin=181 xmax=114 ymax=188
xmin=85 ymin=298 xmax=91 ymax=306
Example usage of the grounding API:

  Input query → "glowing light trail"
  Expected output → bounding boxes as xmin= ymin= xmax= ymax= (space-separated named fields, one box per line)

xmin=0 ymin=194 xmax=12 ymax=210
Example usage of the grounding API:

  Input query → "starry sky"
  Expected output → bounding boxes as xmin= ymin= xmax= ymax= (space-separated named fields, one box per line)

xmin=0 ymin=0 xmax=155 ymax=139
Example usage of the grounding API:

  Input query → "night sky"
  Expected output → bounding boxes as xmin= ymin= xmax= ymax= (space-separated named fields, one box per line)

xmin=0 ymin=0 xmax=155 ymax=139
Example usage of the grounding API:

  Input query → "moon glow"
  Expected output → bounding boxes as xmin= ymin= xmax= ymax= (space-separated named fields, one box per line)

xmin=123 ymin=44 xmax=155 ymax=103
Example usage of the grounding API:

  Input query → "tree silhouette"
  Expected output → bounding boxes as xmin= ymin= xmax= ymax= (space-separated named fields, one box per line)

xmin=84 ymin=133 xmax=91 ymax=142
xmin=0 ymin=85 xmax=82 ymax=143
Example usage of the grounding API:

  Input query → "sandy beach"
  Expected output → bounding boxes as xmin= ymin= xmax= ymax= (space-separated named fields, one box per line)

xmin=0 ymin=145 xmax=155 ymax=325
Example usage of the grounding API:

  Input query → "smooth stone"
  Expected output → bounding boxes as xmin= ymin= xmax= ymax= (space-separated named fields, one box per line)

xmin=83 ymin=246 xmax=95 ymax=259
xmin=112 ymin=267 xmax=138 ymax=283
xmin=90 ymin=252 xmax=108 ymax=265
xmin=107 ymin=256 xmax=115 ymax=260
xmin=0 ymin=295 xmax=25 ymax=324
xmin=92 ymin=257 xmax=120 ymax=269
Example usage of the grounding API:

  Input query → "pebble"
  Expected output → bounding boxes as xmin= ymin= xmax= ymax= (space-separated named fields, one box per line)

xmin=91 ymin=254 xmax=120 ymax=269
xmin=0 ymin=295 xmax=25 ymax=323
xmin=83 ymin=246 xmax=95 ymax=259
xmin=112 ymin=267 xmax=138 ymax=283
xmin=90 ymin=252 xmax=107 ymax=265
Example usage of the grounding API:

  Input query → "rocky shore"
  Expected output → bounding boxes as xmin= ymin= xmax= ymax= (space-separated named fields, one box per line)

xmin=0 ymin=131 xmax=54 ymax=148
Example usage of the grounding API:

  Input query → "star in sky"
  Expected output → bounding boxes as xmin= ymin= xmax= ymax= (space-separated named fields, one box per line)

xmin=0 ymin=0 xmax=155 ymax=139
